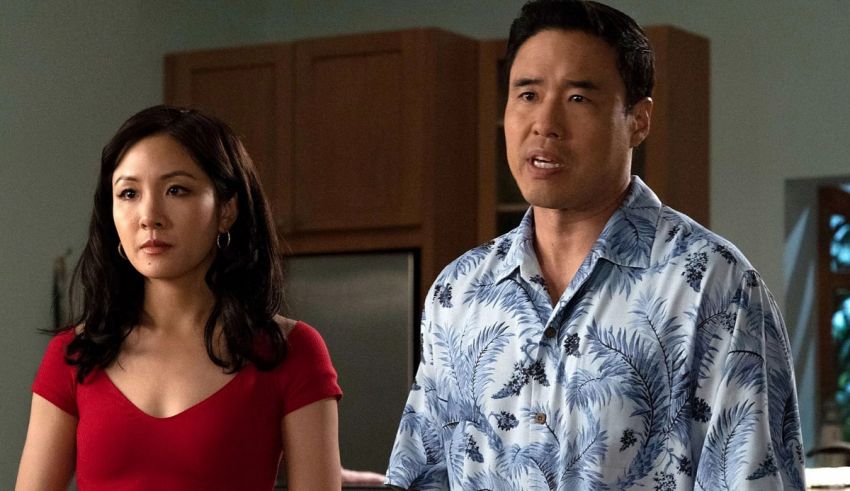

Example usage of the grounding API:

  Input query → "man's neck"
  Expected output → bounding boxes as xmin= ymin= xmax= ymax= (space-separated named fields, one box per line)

xmin=532 ymin=191 xmax=626 ymax=304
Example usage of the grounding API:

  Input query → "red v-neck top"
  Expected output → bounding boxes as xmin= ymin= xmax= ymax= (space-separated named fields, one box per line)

xmin=32 ymin=321 xmax=342 ymax=490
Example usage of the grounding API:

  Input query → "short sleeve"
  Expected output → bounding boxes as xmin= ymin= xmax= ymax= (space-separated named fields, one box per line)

xmin=695 ymin=271 xmax=805 ymax=490
xmin=386 ymin=283 xmax=449 ymax=489
xmin=279 ymin=321 xmax=342 ymax=415
xmin=32 ymin=330 xmax=79 ymax=417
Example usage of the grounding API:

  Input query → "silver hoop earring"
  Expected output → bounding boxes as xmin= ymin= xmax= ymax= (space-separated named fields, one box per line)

xmin=118 ymin=243 xmax=127 ymax=260
xmin=216 ymin=231 xmax=231 ymax=250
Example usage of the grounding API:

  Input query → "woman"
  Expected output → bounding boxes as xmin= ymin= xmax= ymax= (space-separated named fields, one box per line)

xmin=16 ymin=106 xmax=342 ymax=490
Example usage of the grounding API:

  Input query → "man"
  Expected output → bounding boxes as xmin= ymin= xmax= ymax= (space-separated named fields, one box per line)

xmin=386 ymin=1 xmax=805 ymax=490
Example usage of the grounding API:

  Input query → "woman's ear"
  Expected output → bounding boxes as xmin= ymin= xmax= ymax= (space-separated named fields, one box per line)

xmin=219 ymin=196 xmax=239 ymax=232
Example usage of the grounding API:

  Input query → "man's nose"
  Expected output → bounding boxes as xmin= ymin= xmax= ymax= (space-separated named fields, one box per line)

xmin=532 ymin=99 xmax=565 ymax=140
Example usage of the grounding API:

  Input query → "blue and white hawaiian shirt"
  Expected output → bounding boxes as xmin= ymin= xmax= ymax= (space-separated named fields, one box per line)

xmin=386 ymin=177 xmax=805 ymax=490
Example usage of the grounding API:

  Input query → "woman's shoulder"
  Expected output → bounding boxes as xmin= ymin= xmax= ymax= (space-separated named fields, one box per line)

xmin=274 ymin=315 xmax=298 ymax=337
xmin=272 ymin=316 xmax=331 ymax=359
xmin=39 ymin=325 xmax=87 ymax=375
xmin=274 ymin=316 xmax=324 ymax=342
xmin=268 ymin=316 xmax=341 ymax=412
xmin=46 ymin=326 xmax=79 ymax=350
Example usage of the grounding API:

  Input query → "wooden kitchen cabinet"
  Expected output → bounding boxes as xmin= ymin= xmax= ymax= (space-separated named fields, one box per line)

xmin=476 ymin=26 xmax=710 ymax=242
xmin=641 ymin=26 xmax=710 ymax=228
xmin=165 ymin=29 xmax=479 ymax=298
xmin=165 ymin=44 xmax=293 ymax=237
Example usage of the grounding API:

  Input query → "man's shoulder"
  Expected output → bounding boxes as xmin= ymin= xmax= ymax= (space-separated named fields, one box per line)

xmin=656 ymin=205 xmax=755 ymax=271
xmin=435 ymin=228 xmax=520 ymax=286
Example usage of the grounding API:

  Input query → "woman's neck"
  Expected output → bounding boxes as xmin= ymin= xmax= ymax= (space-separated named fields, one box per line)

xmin=140 ymin=277 xmax=216 ymax=335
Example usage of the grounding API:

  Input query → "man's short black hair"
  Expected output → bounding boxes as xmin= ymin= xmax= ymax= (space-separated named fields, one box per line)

xmin=505 ymin=0 xmax=654 ymax=111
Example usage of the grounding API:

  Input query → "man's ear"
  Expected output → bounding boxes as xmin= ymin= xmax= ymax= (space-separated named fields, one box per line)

xmin=629 ymin=97 xmax=653 ymax=148
xmin=219 ymin=196 xmax=239 ymax=232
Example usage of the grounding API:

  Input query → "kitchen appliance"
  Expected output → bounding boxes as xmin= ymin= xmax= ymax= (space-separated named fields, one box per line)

xmin=284 ymin=251 xmax=418 ymax=474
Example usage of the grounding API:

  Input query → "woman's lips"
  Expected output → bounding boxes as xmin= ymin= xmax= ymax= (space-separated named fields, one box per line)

xmin=140 ymin=239 xmax=172 ymax=254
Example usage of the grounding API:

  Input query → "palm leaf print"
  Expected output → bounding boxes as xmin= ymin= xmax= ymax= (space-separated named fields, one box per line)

xmin=432 ymin=322 xmax=468 ymax=408
xmin=723 ymin=301 xmax=768 ymax=393
xmin=585 ymin=321 xmax=671 ymax=486
xmin=687 ymin=287 xmax=739 ymax=385
xmin=448 ymin=240 xmax=494 ymax=281
xmin=467 ymin=322 xmax=513 ymax=405
xmin=604 ymin=206 xmax=656 ymax=265
xmin=760 ymin=289 xmax=805 ymax=489
xmin=630 ymin=294 xmax=692 ymax=441
xmin=465 ymin=272 xmax=544 ymax=327
xmin=696 ymin=402 xmax=760 ymax=491
xmin=565 ymin=368 xmax=619 ymax=411
xmin=559 ymin=417 xmax=610 ymax=491
xmin=774 ymin=393 xmax=805 ymax=489
xmin=396 ymin=404 xmax=443 ymax=466
xmin=508 ymin=441 xmax=561 ymax=490
xmin=606 ymin=264 xmax=647 ymax=297
xmin=385 ymin=453 xmax=448 ymax=490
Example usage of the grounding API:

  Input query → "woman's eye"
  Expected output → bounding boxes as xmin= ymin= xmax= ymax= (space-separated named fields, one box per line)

xmin=167 ymin=185 xmax=188 ymax=196
xmin=117 ymin=189 xmax=136 ymax=199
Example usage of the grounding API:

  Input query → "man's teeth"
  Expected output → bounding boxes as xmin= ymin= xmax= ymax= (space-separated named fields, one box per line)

xmin=532 ymin=157 xmax=562 ymax=169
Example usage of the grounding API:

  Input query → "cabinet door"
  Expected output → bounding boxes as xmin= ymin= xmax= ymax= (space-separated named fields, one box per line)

xmin=642 ymin=26 xmax=710 ymax=227
xmin=292 ymin=31 xmax=422 ymax=235
xmin=164 ymin=45 xmax=293 ymax=226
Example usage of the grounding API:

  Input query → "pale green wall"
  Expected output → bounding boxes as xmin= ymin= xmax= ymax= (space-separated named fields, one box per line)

xmin=0 ymin=1 xmax=270 ymax=484
xmin=3 ymin=0 xmax=849 ymax=485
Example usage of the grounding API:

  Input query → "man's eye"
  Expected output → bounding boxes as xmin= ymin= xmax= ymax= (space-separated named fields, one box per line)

xmin=569 ymin=94 xmax=586 ymax=103
xmin=519 ymin=91 xmax=536 ymax=101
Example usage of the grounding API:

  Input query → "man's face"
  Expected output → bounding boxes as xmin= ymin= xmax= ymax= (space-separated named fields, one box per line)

xmin=504 ymin=29 xmax=650 ymax=214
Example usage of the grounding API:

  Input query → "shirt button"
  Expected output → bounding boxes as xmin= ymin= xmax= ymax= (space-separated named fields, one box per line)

xmin=544 ymin=327 xmax=556 ymax=338
xmin=535 ymin=412 xmax=547 ymax=424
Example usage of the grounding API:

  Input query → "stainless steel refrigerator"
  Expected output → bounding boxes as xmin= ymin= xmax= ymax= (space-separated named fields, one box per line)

xmin=283 ymin=251 xmax=418 ymax=475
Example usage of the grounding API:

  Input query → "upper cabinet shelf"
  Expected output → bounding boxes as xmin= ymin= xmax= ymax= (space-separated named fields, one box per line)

xmin=165 ymin=29 xmax=480 ymax=298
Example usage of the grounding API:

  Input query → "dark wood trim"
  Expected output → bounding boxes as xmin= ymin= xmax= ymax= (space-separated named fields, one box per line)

xmin=817 ymin=186 xmax=850 ymax=426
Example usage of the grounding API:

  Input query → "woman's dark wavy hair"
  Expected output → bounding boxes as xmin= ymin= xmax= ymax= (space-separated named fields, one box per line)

xmin=505 ymin=0 xmax=655 ymax=111
xmin=61 ymin=105 xmax=286 ymax=382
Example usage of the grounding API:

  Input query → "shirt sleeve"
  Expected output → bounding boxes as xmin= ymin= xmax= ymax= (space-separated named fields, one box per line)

xmin=31 ymin=330 xmax=79 ymax=417
xmin=279 ymin=321 xmax=343 ymax=415
xmin=695 ymin=271 xmax=806 ymax=490
xmin=385 ymin=286 xmax=450 ymax=490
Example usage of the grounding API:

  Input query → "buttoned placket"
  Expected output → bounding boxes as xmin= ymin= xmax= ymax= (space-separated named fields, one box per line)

xmin=528 ymin=251 xmax=599 ymax=433
xmin=528 ymin=280 xmax=574 ymax=434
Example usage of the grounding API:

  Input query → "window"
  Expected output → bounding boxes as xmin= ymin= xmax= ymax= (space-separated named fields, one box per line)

xmin=818 ymin=187 xmax=850 ymax=440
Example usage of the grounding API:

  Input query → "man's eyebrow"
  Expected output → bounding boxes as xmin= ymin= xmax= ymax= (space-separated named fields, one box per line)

xmin=511 ymin=77 xmax=601 ymax=90
xmin=564 ymin=79 xmax=600 ymax=90
xmin=512 ymin=77 xmax=542 ymax=88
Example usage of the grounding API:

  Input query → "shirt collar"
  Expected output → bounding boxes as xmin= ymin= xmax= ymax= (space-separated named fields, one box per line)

xmin=491 ymin=176 xmax=662 ymax=284
xmin=594 ymin=175 xmax=662 ymax=269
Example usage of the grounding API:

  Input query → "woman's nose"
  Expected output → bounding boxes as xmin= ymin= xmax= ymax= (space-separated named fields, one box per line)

xmin=139 ymin=197 xmax=165 ymax=229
